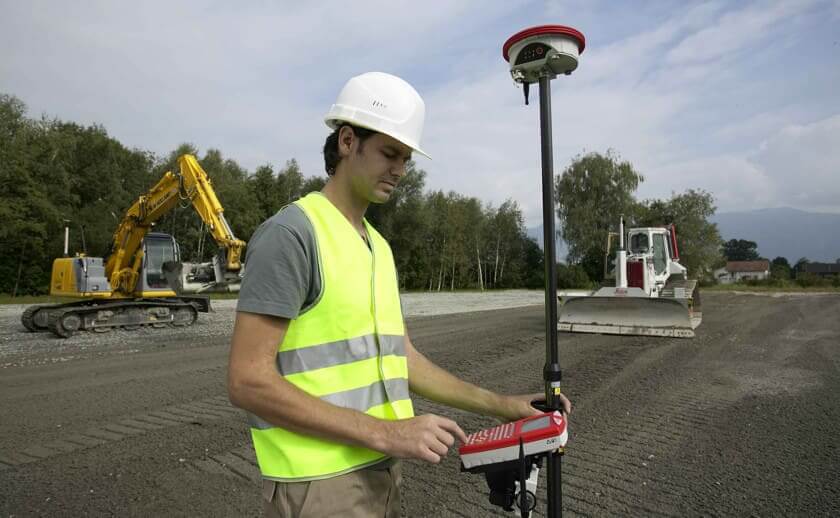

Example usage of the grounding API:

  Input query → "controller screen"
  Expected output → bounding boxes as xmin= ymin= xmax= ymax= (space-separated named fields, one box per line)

xmin=520 ymin=415 xmax=551 ymax=433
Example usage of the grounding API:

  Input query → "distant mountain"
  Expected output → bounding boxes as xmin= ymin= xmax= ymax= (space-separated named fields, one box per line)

xmin=711 ymin=207 xmax=840 ymax=263
xmin=526 ymin=224 xmax=569 ymax=262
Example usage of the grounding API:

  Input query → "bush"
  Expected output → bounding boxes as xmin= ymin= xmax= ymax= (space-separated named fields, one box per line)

xmin=745 ymin=277 xmax=788 ymax=288
xmin=795 ymin=272 xmax=830 ymax=288
xmin=557 ymin=263 xmax=594 ymax=290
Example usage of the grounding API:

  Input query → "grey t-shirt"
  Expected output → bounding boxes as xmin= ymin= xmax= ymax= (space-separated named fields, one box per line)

xmin=236 ymin=204 xmax=322 ymax=318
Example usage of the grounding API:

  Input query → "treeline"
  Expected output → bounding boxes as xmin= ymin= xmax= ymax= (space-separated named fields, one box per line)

xmin=1 ymin=92 xmax=729 ymax=297
xmin=0 ymin=94 xmax=542 ymax=295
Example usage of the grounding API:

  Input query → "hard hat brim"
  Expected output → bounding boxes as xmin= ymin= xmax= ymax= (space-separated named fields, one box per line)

xmin=325 ymin=117 xmax=431 ymax=160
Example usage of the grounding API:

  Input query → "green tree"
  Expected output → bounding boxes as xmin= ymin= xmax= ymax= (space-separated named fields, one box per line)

xmin=301 ymin=175 xmax=327 ymax=194
xmin=276 ymin=159 xmax=304 ymax=206
xmin=0 ymin=94 xmax=162 ymax=294
xmin=486 ymin=200 xmax=528 ymax=288
xmin=722 ymin=239 xmax=760 ymax=261
xmin=637 ymin=189 xmax=722 ymax=279
xmin=771 ymin=256 xmax=790 ymax=269
xmin=556 ymin=262 xmax=593 ymax=289
xmin=771 ymin=256 xmax=791 ymax=280
xmin=0 ymin=95 xmax=60 ymax=294
xmin=522 ymin=238 xmax=544 ymax=289
xmin=555 ymin=150 xmax=643 ymax=282
xmin=251 ymin=164 xmax=279 ymax=221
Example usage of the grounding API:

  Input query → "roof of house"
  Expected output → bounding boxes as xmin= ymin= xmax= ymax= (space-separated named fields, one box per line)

xmin=726 ymin=260 xmax=770 ymax=273
xmin=803 ymin=262 xmax=840 ymax=274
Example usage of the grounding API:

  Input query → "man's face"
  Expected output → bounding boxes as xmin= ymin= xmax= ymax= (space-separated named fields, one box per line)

xmin=341 ymin=129 xmax=413 ymax=204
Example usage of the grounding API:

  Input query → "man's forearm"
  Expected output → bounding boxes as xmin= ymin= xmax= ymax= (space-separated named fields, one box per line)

xmin=405 ymin=337 xmax=506 ymax=418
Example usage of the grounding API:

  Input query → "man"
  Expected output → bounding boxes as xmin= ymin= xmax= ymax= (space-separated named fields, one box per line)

xmin=228 ymin=71 xmax=571 ymax=517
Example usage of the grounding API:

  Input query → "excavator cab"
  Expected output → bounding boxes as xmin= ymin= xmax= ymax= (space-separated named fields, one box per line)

xmin=139 ymin=233 xmax=180 ymax=292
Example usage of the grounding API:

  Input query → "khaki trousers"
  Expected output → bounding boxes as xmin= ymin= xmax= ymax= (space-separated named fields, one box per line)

xmin=262 ymin=460 xmax=402 ymax=518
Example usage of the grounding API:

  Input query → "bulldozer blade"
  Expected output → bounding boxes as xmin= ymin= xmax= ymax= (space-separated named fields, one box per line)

xmin=558 ymin=296 xmax=697 ymax=338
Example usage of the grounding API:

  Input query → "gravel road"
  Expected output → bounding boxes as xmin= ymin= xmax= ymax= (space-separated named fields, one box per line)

xmin=1 ymin=291 xmax=838 ymax=516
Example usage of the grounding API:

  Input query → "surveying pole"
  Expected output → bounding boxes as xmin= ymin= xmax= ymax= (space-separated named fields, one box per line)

xmin=503 ymin=25 xmax=586 ymax=518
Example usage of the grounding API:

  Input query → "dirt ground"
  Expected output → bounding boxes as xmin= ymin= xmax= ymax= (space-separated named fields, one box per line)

xmin=1 ymin=291 xmax=838 ymax=517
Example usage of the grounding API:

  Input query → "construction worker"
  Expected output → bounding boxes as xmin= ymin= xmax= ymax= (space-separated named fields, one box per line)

xmin=227 ymin=71 xmax=571 ymax=517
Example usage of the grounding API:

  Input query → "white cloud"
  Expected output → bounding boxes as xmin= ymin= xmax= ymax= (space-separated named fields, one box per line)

xmin=645 ymin=113 xmax=840 ymax=213
xmin=1 ymin=0 xmax=838 ymax=227
xmin=754 ymin=114 xmax=840 ymax=211
xmin=665 ymin=1 xmax=813 ymax=65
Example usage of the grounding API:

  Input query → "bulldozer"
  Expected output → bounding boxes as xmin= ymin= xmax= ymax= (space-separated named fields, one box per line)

xmin=558 ymin=218 xmax=702 ymax=338
xmin=22 ymin=154 xmax=245 ymax=338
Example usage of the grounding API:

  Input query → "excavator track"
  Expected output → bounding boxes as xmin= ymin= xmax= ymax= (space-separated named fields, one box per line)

xmin=23 ymin=297 xmax=209 ymax=338
xmin=47 ymin=308 xmax=80 ymax=338
xmin=21 ymin=303 xmax=66 ymax=332
xmin=21 ymin=305 xmax=44 ymax=332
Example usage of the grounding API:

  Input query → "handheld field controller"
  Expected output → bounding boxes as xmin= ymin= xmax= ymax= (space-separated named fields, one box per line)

xmin=459 ymin=406 xmax=568 ymax=517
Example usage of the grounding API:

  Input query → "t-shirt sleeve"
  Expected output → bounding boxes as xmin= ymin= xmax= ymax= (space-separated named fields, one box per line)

xmin=236 ymin=218 xmax=311 ymax=319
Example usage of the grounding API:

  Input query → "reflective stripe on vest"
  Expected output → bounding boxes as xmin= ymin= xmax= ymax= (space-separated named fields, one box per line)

xmin=249 ymin=192 xmax=413 ymax=481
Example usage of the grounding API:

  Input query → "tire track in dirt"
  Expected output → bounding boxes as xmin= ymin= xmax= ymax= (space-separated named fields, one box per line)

xmin=0 ymin=395 xmax=241 ymax=468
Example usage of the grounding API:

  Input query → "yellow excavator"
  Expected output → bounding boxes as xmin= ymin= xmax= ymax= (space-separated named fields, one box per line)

xmin=22 ymin=154 xmax=246 ymax=338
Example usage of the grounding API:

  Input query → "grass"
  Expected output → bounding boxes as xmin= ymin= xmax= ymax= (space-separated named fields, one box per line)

xmin=0 ymin=293 xmax=243 ymax=305
xmin=703 ymin=283 xmax=840 ymax=293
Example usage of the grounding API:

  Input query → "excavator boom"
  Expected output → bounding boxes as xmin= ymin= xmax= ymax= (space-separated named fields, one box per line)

xmin=106 ymin=154 xmax=245 ymax=296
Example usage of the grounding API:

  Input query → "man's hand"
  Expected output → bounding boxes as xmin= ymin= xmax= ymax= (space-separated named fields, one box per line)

xmin=377 ymin=414 xmax=468 ymax=464
xmin=495 ymin=392 xmax=573 ymax=422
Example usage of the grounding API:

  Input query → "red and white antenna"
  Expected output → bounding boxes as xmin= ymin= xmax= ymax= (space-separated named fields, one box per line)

xmin=505 ymin=24 xmax=585 ymax=518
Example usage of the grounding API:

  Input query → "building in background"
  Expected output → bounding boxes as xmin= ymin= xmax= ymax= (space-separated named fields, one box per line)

xmin=714 ymin=260 xmax=771 ymax=284
xmin=802 ymin=262 xmax=840 ymax=278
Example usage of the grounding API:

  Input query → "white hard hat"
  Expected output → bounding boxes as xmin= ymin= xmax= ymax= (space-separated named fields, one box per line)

xmin=325 ymin=72 xmax=430 ymax=159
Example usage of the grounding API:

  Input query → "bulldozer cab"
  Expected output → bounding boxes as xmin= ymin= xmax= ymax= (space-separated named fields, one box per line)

xmin=627 ymin=228 xmax=677 ymax=295
xmin=651 ymin=232 xmax=668 ymax=275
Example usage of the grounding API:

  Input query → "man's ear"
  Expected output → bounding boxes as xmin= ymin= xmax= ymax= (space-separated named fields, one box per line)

xmin=337 ymin=126 xmax=355 ymax=158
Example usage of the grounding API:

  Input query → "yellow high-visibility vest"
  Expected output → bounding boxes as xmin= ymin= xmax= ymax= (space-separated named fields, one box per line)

xmin=249 ymin=192 xmax=414 ymax=481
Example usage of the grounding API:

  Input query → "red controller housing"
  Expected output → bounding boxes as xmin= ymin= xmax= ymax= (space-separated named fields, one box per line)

xmin=459 ymin=411 xmax=568 ymax=470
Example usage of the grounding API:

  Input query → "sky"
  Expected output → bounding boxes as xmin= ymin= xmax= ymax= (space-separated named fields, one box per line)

xmin=2 ymin=0 xmax=839 ymax=227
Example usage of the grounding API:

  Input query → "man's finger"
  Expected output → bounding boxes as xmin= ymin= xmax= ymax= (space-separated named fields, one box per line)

xmin=438 ymin=418 xmax=467 ymax=443
xmin=560 ymin=394 xmax=572 ymax=415
xmin=422 ymin=447 xmax=441 ymax=464
xmin=428 ymin=438 xmax=449 ymax=457
xmin=434 ymin=428 xmax=455 ymax=448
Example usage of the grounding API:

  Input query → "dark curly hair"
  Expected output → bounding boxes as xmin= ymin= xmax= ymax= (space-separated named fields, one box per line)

xmin=323 ymin=124 xmax=376 ymax=176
